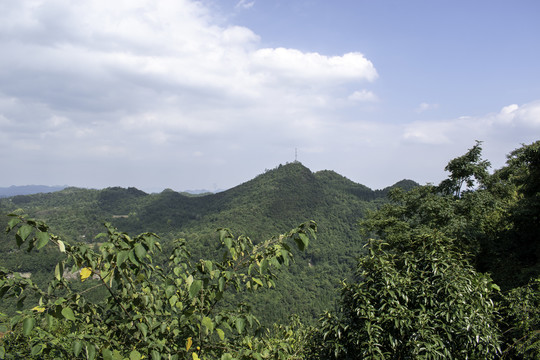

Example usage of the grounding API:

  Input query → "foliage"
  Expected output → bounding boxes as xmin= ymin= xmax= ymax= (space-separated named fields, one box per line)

xmin=499 ymin=277 xmax=540 ymax=359
xmin=0 ymin=214 xmax=316 ymax=359
xmin=314 ymin=233 xmax=501 ymax=359
xmin=0 ymin=163 xmax=411 ymax=326
xmin=313 ymin=141 xmax=540 ymax=359
xmin=438 ymin=140 xmax=491 ymax=197
xmin=490 ymin=140 xmax=540 ymax=285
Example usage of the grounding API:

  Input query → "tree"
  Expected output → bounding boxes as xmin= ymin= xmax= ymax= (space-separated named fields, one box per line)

xmin=0 ymin=214 xmax=316 ymax=359
xmin=312 ymin=141 xmax=540 ymax=359
xmin=499 ymin=277 xmax=540 ymax=359
xmin=438 ymin=140 xmax=491 ymax=197
xmin=314 ymin=232 xmax=501 ymax=359
xmin=491 ymin=140 xmax=540 ymax=285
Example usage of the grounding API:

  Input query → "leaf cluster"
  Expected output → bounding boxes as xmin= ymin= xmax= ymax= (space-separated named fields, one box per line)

xmin=0 ymin=214 xmax=316 ymax=359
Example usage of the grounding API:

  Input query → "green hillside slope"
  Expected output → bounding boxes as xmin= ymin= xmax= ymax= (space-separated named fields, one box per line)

xmin=0 ymin=162 xmax=417 ymax=325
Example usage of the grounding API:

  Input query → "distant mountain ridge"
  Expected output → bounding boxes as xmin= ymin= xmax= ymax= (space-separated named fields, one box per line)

xmin=0 ymin=185 xmax=67 ymax=198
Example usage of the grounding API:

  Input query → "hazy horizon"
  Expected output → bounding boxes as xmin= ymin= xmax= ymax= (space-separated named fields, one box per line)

xmin=0 ymin=161 xmax=421 ymax=194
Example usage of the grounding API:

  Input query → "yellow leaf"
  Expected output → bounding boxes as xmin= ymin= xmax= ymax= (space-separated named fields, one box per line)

xmin=192 ymin=353 xmax=199 ymax=360
xmin=186 ymin=337 xmax=193 ymax=351
xmin=80 ymin=267 xmax=92 ymax=282
xmin=32 ymin=306 xmax=45 ymax=313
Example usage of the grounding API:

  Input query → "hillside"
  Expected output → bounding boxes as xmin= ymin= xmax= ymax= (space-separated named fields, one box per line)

xmin=0 ymin=162 xmax=417 ymax=325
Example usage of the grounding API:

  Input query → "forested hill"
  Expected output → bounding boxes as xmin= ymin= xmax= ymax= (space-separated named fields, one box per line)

xmin=0 ymin=162 xmax=417 ymax=324
xmin=1 ymin=162 xmax=415 ymax=240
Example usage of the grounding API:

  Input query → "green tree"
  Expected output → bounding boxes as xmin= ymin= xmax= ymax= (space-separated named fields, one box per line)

xmin=499 ymin=277 xmax=540 ymax=359
xmin=0 ymin=214 xmax=316 ymax=359
xmin=438 ymin=140 xmax=491 ymax=197
xmin=312 ymin=142 xmax=540 ymax=359
xmin=314 ymin=232 xmax=501 ymax=359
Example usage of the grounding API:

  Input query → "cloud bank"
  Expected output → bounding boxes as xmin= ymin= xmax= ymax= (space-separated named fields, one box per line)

xmin=0 ymin=0 xmax=537 ymax=191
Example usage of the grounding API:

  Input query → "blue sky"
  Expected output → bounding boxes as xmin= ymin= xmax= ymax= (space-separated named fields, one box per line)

xmin=0 ymin=0 xmax=539 ymax=192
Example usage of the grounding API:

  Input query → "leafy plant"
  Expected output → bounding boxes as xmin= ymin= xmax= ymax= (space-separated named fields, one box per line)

xmin=0 ymin=214 xmax=316 ymax=359
xmin=314 ymin=232 xmax=501 ymax=359
xmin=500 ymin=277 xmax=540 ymax=359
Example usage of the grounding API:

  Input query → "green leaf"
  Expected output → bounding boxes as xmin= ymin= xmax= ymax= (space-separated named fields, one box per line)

xmin=202 ymin=316 xmax=214 ymax=334
xmin=169 ymin=294 xmax=178 ymax=307
xmin=36 ymin=231 xmax=50 ymax=249
xmin=86 ymin=343 xmax=96 ymax=360
xmin=22 ymin=317 xmax=35 ymax=336
xmin=219 ymin=229 xmax=229 ymax=241
xmin=17 ymin=224 xmax=33 ymax=242
xmin=6 ymin=217 xmax=21 ymax=231
xmin=73 ymin=340 xmax=83 ymax=357
xmin=189 ymin=280 xmax=203 ymax=298
xmin=137 ymin=322 xmax=148 ymax=338
xmin=102 ymin=348 xmax=113 ymax=360
xmin=134 ymin=243 xmax=147 ymax=261
xmin=128 ymin=249 xmax=139 ymax=265
xmin=298 ymin=233 xmax=309 ymax=249
xmin=54 ymin=262 xmax=64 ymax=280
xmin=116 ymin=250 xmax=130 ymax=266
xmin=259 ymin=259 xmax=268 ymax=274
xmin=235 ymin=317 xmax=245 ymax=334
xmin=293 ymin=234 xmax=307 ymax=251
xmin=216 ymin=328 xmax=225 ymax=341
xmin=62 ymin=307 xmax=76 ymax=321
xmin=151 ymin=350 xmax=161 ymax=360
xmin=130 ymin=350 xmax=142 ymax=360
xmin=31 ymin=344 xmax=43 ymax=356
xmin=218 ymin=276 xmax=225 ymax=292
xmin=0 ymin=345 xmax=5 ymax=359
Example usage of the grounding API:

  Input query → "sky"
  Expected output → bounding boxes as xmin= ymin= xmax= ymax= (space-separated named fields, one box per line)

xmin=1 ymin=0 xmax=539 ymax=192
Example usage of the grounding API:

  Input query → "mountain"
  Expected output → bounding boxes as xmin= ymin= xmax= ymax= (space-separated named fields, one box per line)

xmin=0 ymin=162 xmax=418 ymax=325
xmin=0 ymin=185 xmax=67 ymax=198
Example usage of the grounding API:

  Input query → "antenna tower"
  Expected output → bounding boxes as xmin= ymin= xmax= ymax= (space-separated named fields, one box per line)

xmin=295 ymin=148 xmax=298 ymax=162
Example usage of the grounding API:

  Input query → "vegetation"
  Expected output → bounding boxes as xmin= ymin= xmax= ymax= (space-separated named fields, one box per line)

xmin=0 ymin=215 xmax=316 ymax=359
xmin=1 ymin=141 xmax=539 ymax=359
xmin=0 ymin=163 xmax=405 ymax=326
xmin=312 ymin=140 xmax=540 ymax=359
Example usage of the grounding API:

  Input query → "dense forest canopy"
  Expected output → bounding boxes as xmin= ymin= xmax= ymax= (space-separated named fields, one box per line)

xmin=0 ymin=163 xmax=409 ymax=327
xmin=1 ymin=140 xmax=539 ymax=359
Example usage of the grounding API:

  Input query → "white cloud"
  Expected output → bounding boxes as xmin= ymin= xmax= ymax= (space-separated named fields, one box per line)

xmin=251 ymin=48 xmax=377 ymax=84
xmin=0 ymin=0 xmax=377 ymax=122
xmin=402 ymin=102 xmax=540 ymax=147
xmin=348 ymin=90 xmax=378 ymax=102
xmin=235 ymin=0 xmax=255 ymax=9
